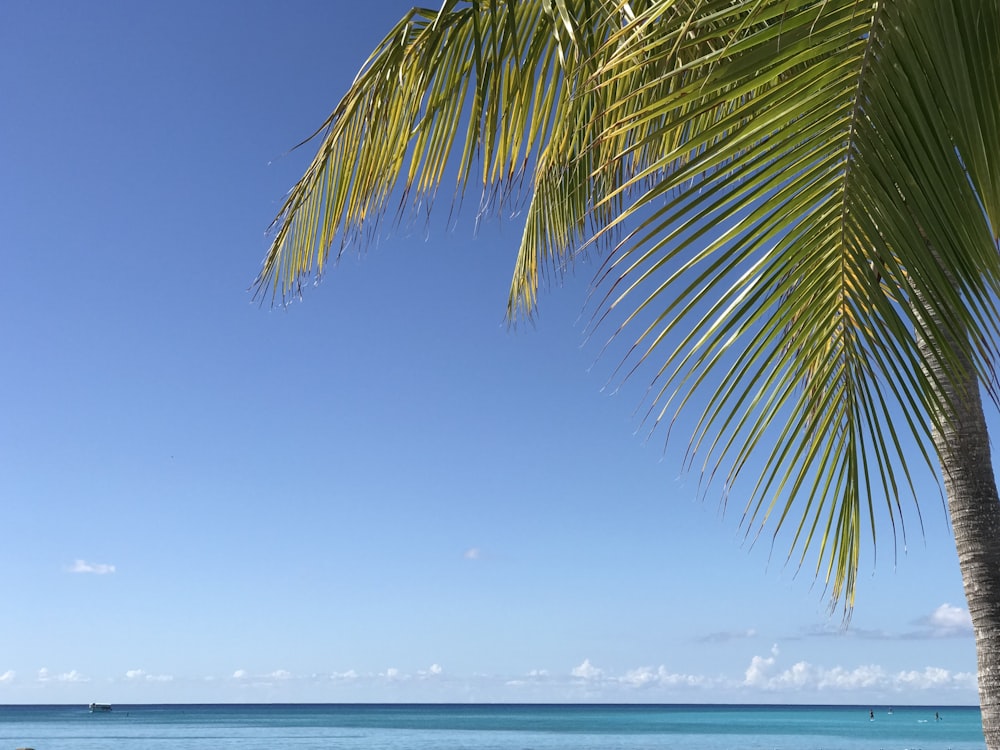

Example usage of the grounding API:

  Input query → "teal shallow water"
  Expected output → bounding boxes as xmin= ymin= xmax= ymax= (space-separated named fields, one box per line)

xmin=0 ymin=703 xmax=985 ymax=750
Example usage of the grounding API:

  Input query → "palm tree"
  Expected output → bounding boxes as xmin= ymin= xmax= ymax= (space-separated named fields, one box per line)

xmin=255 ymin=1 xmax=1000 ymax=743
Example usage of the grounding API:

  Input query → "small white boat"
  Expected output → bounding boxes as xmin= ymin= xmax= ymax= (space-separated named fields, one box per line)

xmin=89 ymin=703 xmax=112 ymax=712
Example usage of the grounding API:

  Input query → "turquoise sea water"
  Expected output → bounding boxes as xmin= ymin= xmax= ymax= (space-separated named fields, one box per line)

xmin=0 ymin=703 xmax=985 ymax=750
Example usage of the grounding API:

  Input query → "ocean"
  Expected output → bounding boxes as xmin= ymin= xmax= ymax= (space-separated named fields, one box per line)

xmin=0 ymin=703 xmax=985 ymax=750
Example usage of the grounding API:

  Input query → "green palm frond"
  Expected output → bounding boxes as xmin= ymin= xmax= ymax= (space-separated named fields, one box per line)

xmin=257 ymin=0 xmax=1000 ymax=613
xmin=256 ymin=0 xmax=616 ymax=305
xmin=588 ymin=0 xmax=1000 ymax=608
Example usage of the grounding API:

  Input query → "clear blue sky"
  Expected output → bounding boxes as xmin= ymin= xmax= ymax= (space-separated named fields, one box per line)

xmin=0 ymin=0 xmax=980 ymax=705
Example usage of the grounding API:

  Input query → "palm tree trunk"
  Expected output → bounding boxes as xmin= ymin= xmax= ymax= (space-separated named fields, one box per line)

xmin=920 ymin=334 xmax=1000 ymax=749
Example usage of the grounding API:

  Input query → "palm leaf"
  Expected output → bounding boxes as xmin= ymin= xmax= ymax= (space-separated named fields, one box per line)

xmin=255 ymin=0 xmax=616 ymax=306
xmin=585 ymin=0 xmax=1000 ymax=609
xmin=258 ymin=0 xmax=1000 ymax=614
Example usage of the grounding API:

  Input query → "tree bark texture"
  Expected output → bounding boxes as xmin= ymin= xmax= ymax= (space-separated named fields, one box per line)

xmin=920 ymin=334 xmax=1000 ymax=749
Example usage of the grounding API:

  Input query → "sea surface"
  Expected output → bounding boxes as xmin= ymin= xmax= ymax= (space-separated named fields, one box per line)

xmin=0 ymin=703 xmax=985 ymax=750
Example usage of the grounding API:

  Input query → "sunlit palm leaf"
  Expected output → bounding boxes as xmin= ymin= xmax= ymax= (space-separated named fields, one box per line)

xmin=588 ymin=0 xmax=1000 ymax=608
xmin=256 ymin=1 xmax=617 ymax=306
xmin=258 ymin=0 xmax=1000 ymax=613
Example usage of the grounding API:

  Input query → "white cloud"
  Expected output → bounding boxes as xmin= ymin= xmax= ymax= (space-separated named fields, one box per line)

xmin=125 ymin=669 xmax=173 ymax=682
xmin=897 ymin=666 xmax=950 ymax=688
xmin=808 ymin=604 xmax=974 ymax=641
xmin=0 ymin=670 xmax=14 ymax=683
xmin=896 ymin=666 xmax=976 ymax=690
xmin=38 ymin=668 xmax=88 ymax=683
xmin=620 ymin=666 xmax=661 ymax=687
xmin=815 ymin=664 xmax=886 ymax=690
xmin=924 ymin=603 xmax=973 ymax=636
xmin=89 ymin=656 xmax=974 ymax=703
xmin=618 ymin=666 xmax=709 ymax=689
xmin=569 ymin=660 xmax=711 ymax=690
xmin=744 ymin=644 xmax=780 ymax=687
xmin=571 ymin=659 xmax=603 ymax=680
xmin=773 ymin=661 xmax=815 ymax=688
xmin=739 ymin=646 xmax=974 ymax=695
xmin=506 ymin=669 xmax=553 ymax=687
xmin=68 ymin=559 xmax=116 ymax=575
xmin=463 ymin=548 xmax=481 ymax=560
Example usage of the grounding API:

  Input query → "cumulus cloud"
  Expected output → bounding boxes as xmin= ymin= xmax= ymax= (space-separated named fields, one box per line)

xmin=0 ymin=670 xmax=14 ymax=683
xmin=744 ymin=644 xmax=780 ymax=687
xmin=592 ymin=648 xmax=975 ymax=698
xmin=569 ymin=660 xmax=712 ymax=690
xmin=922 ymin=604 xmax=973 ymax=636
xmin=620 ymin=667 xmax=660 ymax=688
xmin=68 ymin=559 xmax=116 ymax=575
xmin=817 ymin=664 xmax=886 ymax=690
xmin=739 ymin=645 xmax=975 ymax=694
xmin=163 ymin=657 xmax=976 ymax=703
xmin=897 ymin=666 xmax=950 ymax=688
xmin=618 ymin=666 xmax=710 ymax=690
xmin=571 ymin=659 xmax=603 ymax=680
xmin=417 ymin=664 xmax=443 ymax=678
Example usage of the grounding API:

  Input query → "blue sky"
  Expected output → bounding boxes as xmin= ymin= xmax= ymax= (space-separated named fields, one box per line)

xmin=0 ymin=0 xmax=981 ymax=705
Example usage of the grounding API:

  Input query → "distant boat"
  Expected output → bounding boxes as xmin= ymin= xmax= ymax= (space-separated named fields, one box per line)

xmin=89 ymin=703 xmax=112 ymax=712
